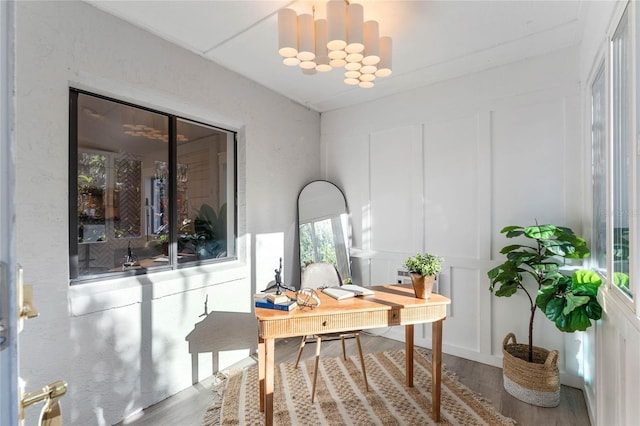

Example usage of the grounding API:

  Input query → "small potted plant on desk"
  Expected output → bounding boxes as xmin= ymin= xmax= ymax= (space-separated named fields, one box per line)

xmin=403 ymin=252 xmax=444 ymax=299
xmin=487 ymin=223 xmax=603 ymax=407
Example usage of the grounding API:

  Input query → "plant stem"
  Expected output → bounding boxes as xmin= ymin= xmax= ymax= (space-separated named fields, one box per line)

xmin=520 ymin=284 xmax=535 ymax=362
xmin=529 ymin=304 xmax=536 ymax=362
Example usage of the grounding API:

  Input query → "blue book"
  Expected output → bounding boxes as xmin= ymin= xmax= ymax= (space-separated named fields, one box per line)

xmin=255 ymin=297 xmax=297 ymax=311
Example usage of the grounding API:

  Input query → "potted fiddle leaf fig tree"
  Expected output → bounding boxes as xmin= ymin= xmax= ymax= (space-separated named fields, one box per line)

xmin=487 ymin=223 xmax=603 ymax=407
xmin=403 ymin=252 xmax=444 ymax=299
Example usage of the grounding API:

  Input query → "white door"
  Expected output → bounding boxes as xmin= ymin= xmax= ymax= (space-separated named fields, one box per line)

xmin=0 ymin=1 xmax=19 ymax=424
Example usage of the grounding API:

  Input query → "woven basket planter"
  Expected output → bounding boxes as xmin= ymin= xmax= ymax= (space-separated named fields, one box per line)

xmin=502 ymin=333 xmax=560 ymax=407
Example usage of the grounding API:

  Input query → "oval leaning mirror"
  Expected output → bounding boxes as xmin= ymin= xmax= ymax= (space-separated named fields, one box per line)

xmin=297 ymin=180 xmax=351 ymax=284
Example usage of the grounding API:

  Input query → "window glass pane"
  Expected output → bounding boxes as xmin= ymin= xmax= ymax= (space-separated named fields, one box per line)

xmin=76 ymin=93 xmax=170 ymax=278
xmin=611 ymin=5 xmax=632 ymax=299
xmin=591 ymin=63 xmax=607 ymax=273
xmin=176 ymin=118 xmax=236 ymax=262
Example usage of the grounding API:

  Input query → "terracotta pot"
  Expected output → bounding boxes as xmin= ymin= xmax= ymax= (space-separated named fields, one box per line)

xmin=409 ymin=273 xmax=436 ymax=299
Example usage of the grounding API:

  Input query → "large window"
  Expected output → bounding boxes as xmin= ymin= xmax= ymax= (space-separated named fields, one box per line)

xmin=69 ymin=90 xmax=236 ymax=282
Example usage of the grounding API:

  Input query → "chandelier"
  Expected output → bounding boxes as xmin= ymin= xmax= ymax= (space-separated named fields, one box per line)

xmin=277 ymin=0 xmax=392 ymax=89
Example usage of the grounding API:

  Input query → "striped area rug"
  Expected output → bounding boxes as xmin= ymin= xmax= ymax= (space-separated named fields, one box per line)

xmin=203 ymin=348 xmax=516 ymax=426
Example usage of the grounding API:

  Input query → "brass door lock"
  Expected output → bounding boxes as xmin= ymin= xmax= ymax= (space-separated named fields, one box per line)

xmin=19 ymin=284 xmax=38 ymax=320
xmin=17 ymin=266 xmax=38 ymax=324
xmin=20 ymin=380 xmax=67 ymax=425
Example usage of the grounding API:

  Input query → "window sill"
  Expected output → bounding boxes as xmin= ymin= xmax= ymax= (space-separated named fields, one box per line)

xmin=68 ymin=260 xmax=249 ymax=316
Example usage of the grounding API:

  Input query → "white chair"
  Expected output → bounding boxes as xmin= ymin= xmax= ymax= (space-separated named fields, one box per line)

xmin=295 ymin=262 xmax=369 ymax=402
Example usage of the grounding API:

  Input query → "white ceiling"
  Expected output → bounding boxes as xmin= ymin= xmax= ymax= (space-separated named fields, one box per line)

xmin=85 ymin=0 xmax=585 ymax=113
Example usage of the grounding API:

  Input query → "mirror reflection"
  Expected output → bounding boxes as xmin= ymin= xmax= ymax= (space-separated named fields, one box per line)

xmin=297 ymin=180 xmax=351 ymax=283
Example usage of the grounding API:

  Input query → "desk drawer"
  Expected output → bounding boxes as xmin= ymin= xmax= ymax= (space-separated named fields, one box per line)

xmin=399 ymin=305 xmax=447 ymax=325
xmin=259 ymin=310 xmax=390 ymax=339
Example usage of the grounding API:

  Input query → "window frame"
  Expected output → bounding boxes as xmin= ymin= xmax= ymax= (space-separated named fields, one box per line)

xmin=69 ymin=88 xmax=238 ymax=284
xmin=596 ymin=0 xmax=639 ymax=313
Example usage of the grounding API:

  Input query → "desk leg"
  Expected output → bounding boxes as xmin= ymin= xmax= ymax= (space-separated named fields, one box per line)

xmin=432 ymin=319 xmax=443 ymax=422
xmin=405 ymin=324 xmax=414 ymax=387
xmin=263 ymin=338 xmax=275 ymax=426
xmin=258 ymin=337 xmax=265 ymax=412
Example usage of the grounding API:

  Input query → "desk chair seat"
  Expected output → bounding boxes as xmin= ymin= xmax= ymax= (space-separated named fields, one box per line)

xmin=295 ymin=262 xmax=369 ymax=402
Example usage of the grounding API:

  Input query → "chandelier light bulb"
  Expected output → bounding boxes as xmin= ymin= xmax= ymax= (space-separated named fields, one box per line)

xmin=316 ymin=63 xmax=333 ymax=72
xmin=278 ymin=9 xmax=298 ymax=58
xmin=300 ymin=60 xmax=317 ymax=70
xmin=297 ymin=14 xmax=315 ymax=62
xmin=345 ymin=70 xmax=361 ymax=79
xmin=314 ymin=19 xmax=331 ymax=72
xmin=326 ymin=0 xmax=347 ymax=51
xmin=283 ymin=57 xmax=301 ymax=66
xmin=359 ymin=73 xmax=376 ymax=82
xmin=375 ymin=36 xmax=393 ymax=77
xmin=345 ymin=61 xmax=362 ymax=71
xmin=363 ymin=20 xmax=381 ymax=65
xmin=360 ymin=64 xmax=377 ymax=74
xmin=329 ymin=58 xmax=347 ymax=68
xmin=345 ymin=52 xmax=364 ymax=63
xmin=345 ymin=3 xmax=364 ymax=54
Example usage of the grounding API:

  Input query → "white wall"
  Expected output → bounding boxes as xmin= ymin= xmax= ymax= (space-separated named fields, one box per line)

xmin=15 ymin=2 xmax=319 ymax=425
xmin=322 ymin=46 xmax=587 ymax=385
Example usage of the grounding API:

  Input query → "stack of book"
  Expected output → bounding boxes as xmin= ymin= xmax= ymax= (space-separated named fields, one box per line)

xmin=255 ymin=293 xmax=297 ymax=311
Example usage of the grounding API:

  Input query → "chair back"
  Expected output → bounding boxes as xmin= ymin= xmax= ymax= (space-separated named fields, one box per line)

xmin=301 ymin=262 xmax=342 ymax=289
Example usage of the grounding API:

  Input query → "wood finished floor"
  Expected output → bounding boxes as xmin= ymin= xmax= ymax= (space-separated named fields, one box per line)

xmin=117 ymin=333 xmax=591 ymax=426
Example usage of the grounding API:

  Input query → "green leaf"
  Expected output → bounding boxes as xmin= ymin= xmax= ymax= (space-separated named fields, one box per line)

xmin=495 ymin=283 xmax=519 ymax=297
xmin=506 ymin=251 xmax=538 ymax=263
xmin=541 ymin=239 xmax=574 ymax=257
xmin=563 ymin=293 xmax=590 ymax=315
xmin=555 ymin=313 xmax=572 ymax=332
xmin=556 ymin=229 xmax=590 ymax=258
xmin=499 ymin=244 xmax=528 ymax=254
xmin=535 ymin=285 xmax=556 ymax=311
xmin=585 ymin=299 xmax=602 ymax=320
xmin=570 ymin=270 xmax=602 ymax=296
xmin=543 ymin=297 xmax=565 ymax=323
xmin=524 ymin=224 xmax=556 ymax=240
xmin=532 ymin=262 xmax=560 ymax=274
xmin=567 ymin=309 xmax=592 ymax=332
xmin=501 ymin=226 xmax=524 ymax=238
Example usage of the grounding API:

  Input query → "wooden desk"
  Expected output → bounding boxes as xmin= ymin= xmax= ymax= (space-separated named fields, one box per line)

xmin=255 ymin=284 xmax=451 ymax=425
